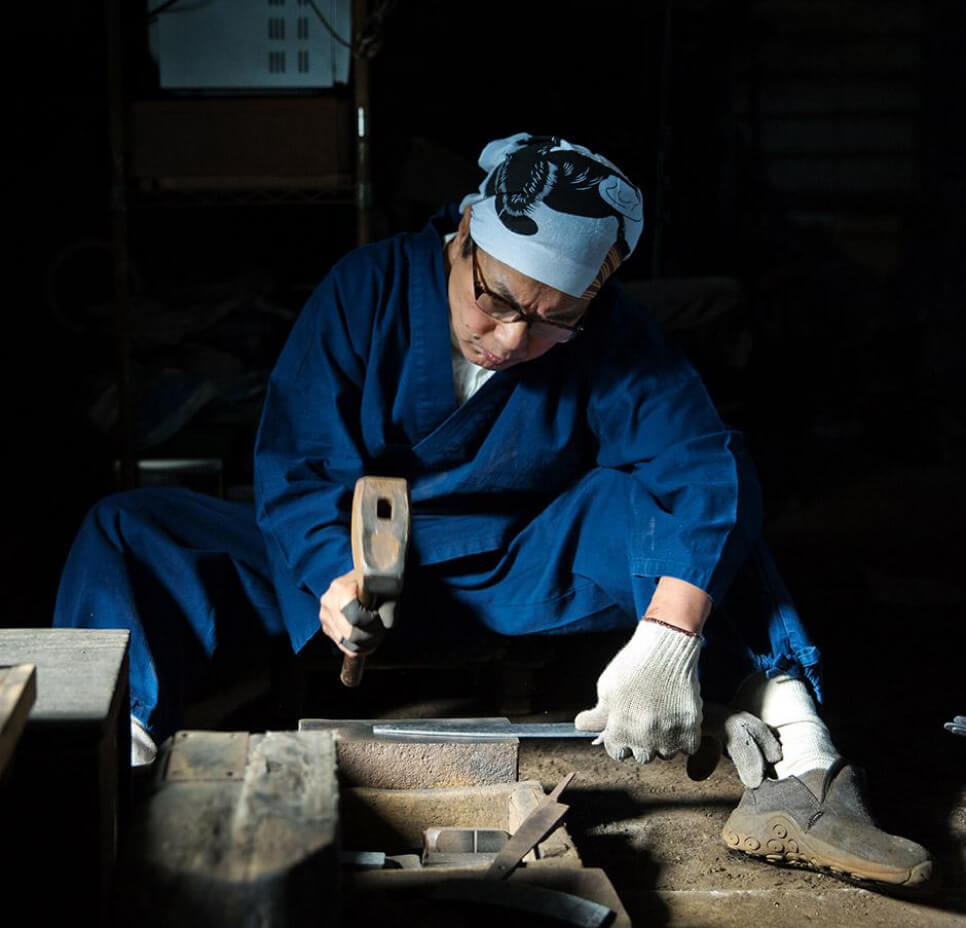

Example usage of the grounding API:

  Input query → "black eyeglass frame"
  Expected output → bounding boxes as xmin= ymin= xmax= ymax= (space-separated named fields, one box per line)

xmin=470 ymin=241 xmax=585 ymax=340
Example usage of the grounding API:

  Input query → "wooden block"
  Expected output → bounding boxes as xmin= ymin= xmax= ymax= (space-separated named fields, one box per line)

xmin=0 ymin=663 xmax=36 ymax=777
xmin=0 ymin=628 xmax=130 ymax=926
xmin=0 ymin=628 xmax=130 ymax=723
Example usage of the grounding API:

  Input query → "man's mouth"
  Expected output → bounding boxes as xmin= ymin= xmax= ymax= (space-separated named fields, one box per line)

xmin=479 ymin=348 xmax=509 ymax=365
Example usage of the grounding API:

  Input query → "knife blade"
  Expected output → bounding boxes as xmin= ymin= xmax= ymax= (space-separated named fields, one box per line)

xmin=370 ymin=717 xmax=600 ymax=741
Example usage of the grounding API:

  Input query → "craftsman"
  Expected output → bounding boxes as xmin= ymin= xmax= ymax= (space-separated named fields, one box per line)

xmin=54 ymin=133 xmax=931 ymax=890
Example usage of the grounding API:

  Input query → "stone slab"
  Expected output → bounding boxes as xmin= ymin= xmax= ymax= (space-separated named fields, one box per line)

xmin=116 ymin=729 xmax=340 ymax=927
xmin=299 ymin=717 xmax=518 ymax=788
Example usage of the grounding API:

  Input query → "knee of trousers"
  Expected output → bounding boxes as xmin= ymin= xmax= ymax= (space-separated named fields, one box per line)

xmin=84 ymin=487 xmax=198 ymax=547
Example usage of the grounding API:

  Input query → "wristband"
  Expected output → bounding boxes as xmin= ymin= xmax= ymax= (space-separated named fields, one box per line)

xmin=642 ymin=615 xmax=701 ymax=639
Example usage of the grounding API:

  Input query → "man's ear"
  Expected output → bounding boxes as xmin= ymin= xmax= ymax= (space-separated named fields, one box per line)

xmin=458 ymin=206 xmax=472 ymax=241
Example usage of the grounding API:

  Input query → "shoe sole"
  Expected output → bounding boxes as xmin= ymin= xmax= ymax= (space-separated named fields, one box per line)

xmin=722 ymin=812 xmax=933 ymax=887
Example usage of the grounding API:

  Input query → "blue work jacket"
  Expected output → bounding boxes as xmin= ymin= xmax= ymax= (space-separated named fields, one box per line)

xmin=254 ymin=205 xmax=763 ymax=652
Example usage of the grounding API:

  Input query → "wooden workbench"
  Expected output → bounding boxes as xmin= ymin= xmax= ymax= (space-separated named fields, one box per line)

xmin=0 ymin=628 xmax=130 ymax=927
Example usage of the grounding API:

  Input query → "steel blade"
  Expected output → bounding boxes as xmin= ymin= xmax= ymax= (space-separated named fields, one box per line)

xmin=371 ymin=718 xmax=599 ymax=740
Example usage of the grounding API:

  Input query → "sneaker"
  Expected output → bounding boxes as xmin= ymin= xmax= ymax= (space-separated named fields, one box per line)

xmin=722 ymin=760 xmax=933 ymax=889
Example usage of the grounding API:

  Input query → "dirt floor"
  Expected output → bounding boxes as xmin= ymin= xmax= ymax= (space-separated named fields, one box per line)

xmin=517 ymin=736 xmax=965 ymax=926
xmin=515 ymin=460 xmax=966 ymax=926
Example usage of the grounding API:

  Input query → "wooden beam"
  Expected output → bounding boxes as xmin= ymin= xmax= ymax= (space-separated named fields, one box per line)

xmin=0 ymin=664 xmax=36 ymax=778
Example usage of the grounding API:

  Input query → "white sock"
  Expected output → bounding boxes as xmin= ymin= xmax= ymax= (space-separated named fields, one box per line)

xmin=734 ymin=672 xmax=840 ymax=780
xmin=131 ymin=716 xmax=158 ymax=767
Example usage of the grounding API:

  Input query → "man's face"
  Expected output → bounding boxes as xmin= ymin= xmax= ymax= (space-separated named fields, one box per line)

xmin=447 ymin=209 xmax=592 ymax=371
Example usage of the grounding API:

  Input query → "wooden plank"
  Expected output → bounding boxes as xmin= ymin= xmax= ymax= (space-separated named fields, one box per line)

xmin=0 ymin=630 xmax=129 ymax=926
xmin=0 ymin=628 xmax=129 ymax=723
xmin=0 ymin=664 xmax=36 ymax=776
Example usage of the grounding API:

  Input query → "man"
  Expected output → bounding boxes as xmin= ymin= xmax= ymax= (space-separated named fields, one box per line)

xmin=55 ymin=133 xmax=932 ymax=890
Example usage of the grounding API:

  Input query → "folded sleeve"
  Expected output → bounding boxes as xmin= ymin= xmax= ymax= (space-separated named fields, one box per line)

xmin=584 ymin=289 xmax=763 ymax=602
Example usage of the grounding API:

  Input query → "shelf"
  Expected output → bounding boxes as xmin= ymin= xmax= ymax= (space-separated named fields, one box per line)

xmin=129 ymin=96 xmax=353 ymax=189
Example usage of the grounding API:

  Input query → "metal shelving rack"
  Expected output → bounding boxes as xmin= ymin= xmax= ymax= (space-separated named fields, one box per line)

xmin=105 ymin=0 xmax=372 ymax=488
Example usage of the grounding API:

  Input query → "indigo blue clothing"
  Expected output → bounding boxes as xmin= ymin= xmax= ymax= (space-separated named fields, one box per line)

xmin=53 ymin=482 xmax=820 ymax=740
xmin=53 ymin=489 xmax=285 ymax=739
xmin=53 ymin=204 xmax=823 ymax=741
xmin=255 ymin=205 xmax=765 ymax=652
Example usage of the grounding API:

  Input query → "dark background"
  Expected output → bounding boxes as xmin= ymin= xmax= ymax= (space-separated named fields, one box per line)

xmin=5 ymin=0 xmax=964 ymax=836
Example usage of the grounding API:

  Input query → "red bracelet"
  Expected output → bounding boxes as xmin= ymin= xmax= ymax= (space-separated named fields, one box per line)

xmin=642 ymin=615 xmax=701 ymax=638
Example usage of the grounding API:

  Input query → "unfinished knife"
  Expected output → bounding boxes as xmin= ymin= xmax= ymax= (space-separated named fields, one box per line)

xmin=371 ymin=717 xmax=599 ymax=741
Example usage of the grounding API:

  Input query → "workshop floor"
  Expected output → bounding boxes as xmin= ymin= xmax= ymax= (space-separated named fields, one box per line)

xmin=517 ymin=739 xmax=965 ymax=927
xmin=264 ymin=456 xmax=965 ymax=928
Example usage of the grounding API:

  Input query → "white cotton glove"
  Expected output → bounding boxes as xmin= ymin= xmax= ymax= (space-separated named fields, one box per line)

xmin=575 ymin=619 xmax=703 ymax=762
xmin=685 ymin=702 xmax=783 ymax=788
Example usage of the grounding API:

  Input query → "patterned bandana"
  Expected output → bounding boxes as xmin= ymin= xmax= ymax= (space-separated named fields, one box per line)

xmin=459 ymin=133 xmax=644 ymax=298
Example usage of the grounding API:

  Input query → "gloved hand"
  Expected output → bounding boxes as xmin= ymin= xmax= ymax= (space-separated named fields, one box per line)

xmin=338 ymin=598 xmax=396 ymax=655
xmin=575 ymin=619 xmax=702 ymax=762
xmin=686 ymin=702 xmax=783 ymax=788
xmin=319 ymin=571 xmax=397 ymax=657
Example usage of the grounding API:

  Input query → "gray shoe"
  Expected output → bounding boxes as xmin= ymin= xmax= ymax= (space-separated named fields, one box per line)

xmin=722 ymin=760 xmax=933 ymax=888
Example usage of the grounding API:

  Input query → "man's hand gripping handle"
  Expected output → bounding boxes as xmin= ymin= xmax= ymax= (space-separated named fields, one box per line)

xmin=340 ymin=476 xmax=409 ymax=687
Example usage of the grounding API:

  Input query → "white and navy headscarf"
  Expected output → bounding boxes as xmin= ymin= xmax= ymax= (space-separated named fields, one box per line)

xmin=459 ymin=133 xmax=644 ymax=299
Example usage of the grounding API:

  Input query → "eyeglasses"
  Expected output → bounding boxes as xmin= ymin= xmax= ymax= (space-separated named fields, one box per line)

xmin=470 ymin=241 xmax=584 ymax=342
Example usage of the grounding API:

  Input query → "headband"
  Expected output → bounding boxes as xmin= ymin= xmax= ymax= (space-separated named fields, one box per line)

xmin=459 ymin=133 xmax=644 ymax=298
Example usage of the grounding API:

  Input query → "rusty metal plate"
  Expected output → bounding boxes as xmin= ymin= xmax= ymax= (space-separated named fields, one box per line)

xmin=164 ymin=730 xmax=250 ymax=782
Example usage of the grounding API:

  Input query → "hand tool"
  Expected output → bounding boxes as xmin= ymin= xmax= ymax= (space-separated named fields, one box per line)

xmin=485 ymin=771 xmax=575 ymax=880
xmin=371 ymin=717 xmax=600 ymax=740
xmin=340 ymin=476 xmax=410 ymax=688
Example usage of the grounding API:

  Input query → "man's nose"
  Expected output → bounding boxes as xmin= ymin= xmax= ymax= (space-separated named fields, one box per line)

xmin=494 ymin=320 xmax=528 ymax=354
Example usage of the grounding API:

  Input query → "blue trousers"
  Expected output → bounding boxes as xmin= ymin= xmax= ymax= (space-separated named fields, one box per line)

xmin=53 ymin=476 xmax=821 ymax=742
